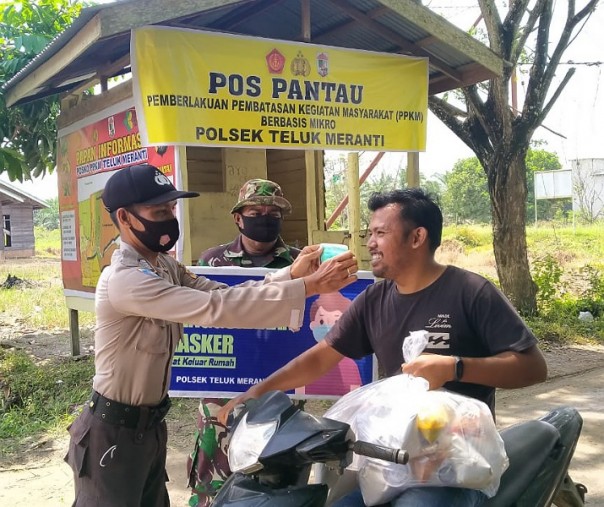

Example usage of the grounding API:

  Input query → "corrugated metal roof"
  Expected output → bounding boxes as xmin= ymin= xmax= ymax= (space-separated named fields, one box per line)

xmin=3 ymin=2 xmax=114 ymax=93
xmin=3 ymin=0 xmax=502 ymax=106
xmin=0 ymin=180 xmax=49 ymax=209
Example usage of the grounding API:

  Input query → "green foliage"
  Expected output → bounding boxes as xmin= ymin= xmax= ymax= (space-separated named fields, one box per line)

xmin=442 ymin=157 xmax=491 ymax=223
xmin=447 ymin=225 xmax=483 ymax=247
xmin=0 ymin=0 xmax=82 ymax=181
xmin=442 ymin=224 xmax=493 ymax=248
xmin=33 ymin=196 xmax=60 ymax=230
xmin=532 ymin=254 xmax=564 ymax=309
xmin=324 ymin=153 xmax=443 ymax=231
xmin=576 ymin=265 xmax=604 ymax=317
xmin=0 ymin=257 xmax=95 ymax=328
xmin=34 ymin=225 xmax=61 ymax=256
xmin=440 ymin=223 xmax=604 ymax=344
xmin=529 ymin=254 xmax=604 ymax=341
xmin=441 ymin=149 xmax=567 ymax=224
xmin=0 ymin=349 xmax=93 ymax=448
xmin=527 ymin=223 xmax=604 ymax=261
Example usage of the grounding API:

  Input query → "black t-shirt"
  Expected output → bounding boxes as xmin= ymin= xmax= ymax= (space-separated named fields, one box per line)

xmin=325 ymin=266 xmax=537 ymax=414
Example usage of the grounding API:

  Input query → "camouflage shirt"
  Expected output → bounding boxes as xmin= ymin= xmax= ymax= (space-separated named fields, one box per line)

xmin=198 ymin=235 xmax=300 ymax=268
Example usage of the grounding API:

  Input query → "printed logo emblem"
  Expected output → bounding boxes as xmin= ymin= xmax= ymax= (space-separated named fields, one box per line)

xmin=154 ymin=171 xmax=171 ymax=186
xmin=426 ymin=332 xmax=451 ymax=349
xmin=99 ymin=445 xmax=117 ymax=467
xmin=108 ymin=116 xmax=116 ymax=138
xmin=266 ymin=48 xmax=286 ymax=74
xmin=291 ymin=51 xmax=311 ymax=76
xmin=317 ymin=52 xmax=329 ymax=77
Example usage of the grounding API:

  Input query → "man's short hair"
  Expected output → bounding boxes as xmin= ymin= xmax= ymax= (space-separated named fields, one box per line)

xmin=368 ymin=188 xmax=443 ymax=252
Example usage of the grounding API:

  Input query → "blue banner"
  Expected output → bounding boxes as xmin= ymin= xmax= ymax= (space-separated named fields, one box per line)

xmin=169 ymin=267 xmax=376 ymax=399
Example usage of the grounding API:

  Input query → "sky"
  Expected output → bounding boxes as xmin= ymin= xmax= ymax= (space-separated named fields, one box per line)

xmin=2 ymin=1 xmax=603 ymax=201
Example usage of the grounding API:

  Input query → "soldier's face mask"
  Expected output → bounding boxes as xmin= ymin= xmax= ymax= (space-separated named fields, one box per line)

xmin=128 ymin=210 xmax=180 ymax=253
xmin=238 ymin=215 xmax=282 ymax=243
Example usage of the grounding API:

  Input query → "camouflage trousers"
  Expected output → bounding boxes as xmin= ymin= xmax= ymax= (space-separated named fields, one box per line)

xmin=187 ymin=398 xmax=232 ymax=507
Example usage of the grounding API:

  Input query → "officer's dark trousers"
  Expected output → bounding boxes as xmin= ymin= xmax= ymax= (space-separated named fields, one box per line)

xmin=64 ymin=408 xmax=169 ymax=507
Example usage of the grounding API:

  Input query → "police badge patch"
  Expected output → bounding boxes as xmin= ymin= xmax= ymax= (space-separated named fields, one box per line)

xmin=266 ymin=48 xmax=285 ymax=74
xmin=317 ymin=52 xmax=329 ymax=77
xmin=138 ymin=268 xmax=160 ymax=277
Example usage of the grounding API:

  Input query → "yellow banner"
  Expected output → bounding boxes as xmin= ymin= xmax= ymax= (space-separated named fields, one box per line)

xmin=131 ymin=27 xmax=428 ymax=151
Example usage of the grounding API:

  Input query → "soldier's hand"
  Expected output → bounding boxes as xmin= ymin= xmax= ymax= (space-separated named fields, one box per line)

xmin=290 ymin=245 xmax=322 ymax=279
xmin=218 ymin=393 xmax=254 ymax=426
xmin=303 ymin=251 xmax=358 ymax=296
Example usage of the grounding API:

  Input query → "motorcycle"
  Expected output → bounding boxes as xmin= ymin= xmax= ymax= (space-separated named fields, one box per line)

xmin=212 ymin=390 xmax=587 ymax=507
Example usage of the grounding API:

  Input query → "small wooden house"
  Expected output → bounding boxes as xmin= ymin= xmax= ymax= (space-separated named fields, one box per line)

xmin=0 ymin=180 xmax=49 ymax=259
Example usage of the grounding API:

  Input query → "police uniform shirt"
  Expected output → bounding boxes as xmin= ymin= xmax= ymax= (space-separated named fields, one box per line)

xmin=93 ymin=242 xmax=305 ymax=407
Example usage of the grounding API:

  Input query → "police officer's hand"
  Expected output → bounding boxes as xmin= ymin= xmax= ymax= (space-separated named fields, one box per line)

xmin=402 ymin=353 xmax=456 ymax=390
xmin=290 ymin=244 xmax=322 ymax=279
xmin=303 ymin=251 xmax=358 ymax=296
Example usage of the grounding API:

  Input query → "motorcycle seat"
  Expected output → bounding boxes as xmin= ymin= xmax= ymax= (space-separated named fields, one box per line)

xmin=484 ymin=419 xmax=559 ymax=506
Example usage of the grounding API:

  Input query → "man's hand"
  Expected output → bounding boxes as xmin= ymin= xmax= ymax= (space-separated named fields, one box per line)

xmin=402 ymin=353 xmax=456 ymax=390
xmin=303 ymin=251 xmax=358 ymax=296
xmin=290 ymin=245 xmax=322 ymax=279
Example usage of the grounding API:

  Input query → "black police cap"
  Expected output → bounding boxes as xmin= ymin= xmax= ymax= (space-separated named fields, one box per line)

xmin=101 ymin=164 xmax=199 ymax=213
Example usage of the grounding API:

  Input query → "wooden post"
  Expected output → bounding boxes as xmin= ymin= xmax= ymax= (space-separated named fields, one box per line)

xmin=301 ymin=0 xmax=311 ymax=41
xmin=301 ymin=0 xmax=321 ymax=245
xmin=407 ymin=152 xmax=420 ymax=187
xmin=347 ymin=153 xmax=361 ymax=259
xmin=69 ymin=309 xmax=81 ymax=356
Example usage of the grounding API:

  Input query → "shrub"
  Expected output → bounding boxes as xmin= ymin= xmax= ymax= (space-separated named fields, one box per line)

xmin=0 ymin=350 xmax=93 ymax=444
xmin=449 ymin=226 xmax=482 ymax=247
xmin=532 ymin=254 xmax=564 ymax=311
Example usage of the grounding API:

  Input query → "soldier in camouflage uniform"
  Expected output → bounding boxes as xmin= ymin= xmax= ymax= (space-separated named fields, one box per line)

xmin=198 ymin=178 xmax=300 ymax=268
xmin=189 ymin=179 xmax=300 ymax=506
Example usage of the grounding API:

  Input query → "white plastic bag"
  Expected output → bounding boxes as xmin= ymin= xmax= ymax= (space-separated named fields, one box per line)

xmin=324 ymin=331 xmax=508 ymax=505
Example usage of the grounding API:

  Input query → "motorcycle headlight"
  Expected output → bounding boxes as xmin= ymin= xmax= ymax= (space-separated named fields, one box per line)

xmin=228 ymin=412 xmax=278 ymax=473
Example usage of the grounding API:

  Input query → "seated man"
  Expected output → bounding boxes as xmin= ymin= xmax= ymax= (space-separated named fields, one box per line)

xmin=199 ymin=178 xmax=300 ymax=268
xmin=220 ymin=188 xmax=548 ymax=507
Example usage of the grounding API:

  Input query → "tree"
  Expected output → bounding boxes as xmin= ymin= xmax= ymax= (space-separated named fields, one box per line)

xmin=0 ymin=1 xmax=82 ymax=182
xmin=442 ymin=157 xmax=491 ymax=223
xmin=33 ymin=196 xmax=60 ymax=230
xmin=429 ymin=0 xmax=599 ymax=315
xmin=442 ymin=148 xmax=565 ymax=224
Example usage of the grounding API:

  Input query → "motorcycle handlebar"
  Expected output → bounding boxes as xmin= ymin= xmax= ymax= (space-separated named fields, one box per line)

xmin=352 ymin=440 xmax=409 ymax=465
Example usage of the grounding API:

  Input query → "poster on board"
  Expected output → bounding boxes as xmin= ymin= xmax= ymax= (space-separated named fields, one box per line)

xmin=56 ymin=107 xmax=177 ymax=293
xmin=169 ymin=267 xmax=376 ymax=399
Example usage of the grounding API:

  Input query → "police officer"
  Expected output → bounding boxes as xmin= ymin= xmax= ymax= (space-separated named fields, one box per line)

xmin=64 ymin=163 xmax=358 ymax=507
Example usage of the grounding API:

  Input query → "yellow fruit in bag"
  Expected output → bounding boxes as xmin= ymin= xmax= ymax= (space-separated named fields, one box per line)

xmin=416 ymin=403 xmax=450 ymax=443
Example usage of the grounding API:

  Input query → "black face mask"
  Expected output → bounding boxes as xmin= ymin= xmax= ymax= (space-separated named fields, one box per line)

xmin=238 ymin=215 xmax=282 ymax=243
xmin=128 ymin=210 xmax=180 ymax=253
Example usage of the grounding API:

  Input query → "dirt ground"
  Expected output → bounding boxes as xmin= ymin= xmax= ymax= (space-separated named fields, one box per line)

xmin=1 ymin=326 xmax=604 ymax=506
